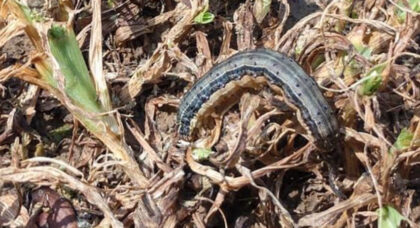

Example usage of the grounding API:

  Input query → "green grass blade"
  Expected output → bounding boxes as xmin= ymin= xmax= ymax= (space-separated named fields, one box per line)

xmin=48 ymin=25 xmax=102 ymax=113
xmin=359 ymin=62 xmax=387 ymax=96
xmin=377 ymin=205 xmax=405 ymax=228
xmin=390 ymin=128 xmax=413 ymax=153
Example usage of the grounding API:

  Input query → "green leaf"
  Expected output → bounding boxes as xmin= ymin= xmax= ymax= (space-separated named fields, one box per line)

xmin=192 ymin=148 xmax=213 ymax=161
xmin=359 ymin=62 xmax=387 ymax=96
xmin=346 ymin=46 xmax=372 ymax=77
xmin=351 ymin=40 xmax=372 ymax=59
xmin=194 ymin=9 xmax=215 ymax=24
xmin=30 ymin=10 xmax=45 ymax=22
xmin=107 ymin=0 xmax=115 ymax=8
xmin=253 ymin=0 xmax=272 ymax=24
xmin=345 ymin=59 xmax=363 ymax=78
xmin=48 ymin=123 xmax=73 ymax=142
xmin=411 ymin=0 xmax=420 ymax=12
xmin=15 ymin=1 xmax=34 ymax=23
xmin=48 ymin=25 xmax=102 ymax=113
xmin=310 ymin=55 xmax=325 ymax=70
xmin=391 ymin=128 xmax=413 ymax=153
xmin=359 ymin=46 xmax=373 ymax=58
xmin=396 ymin=0 xmax=420 ymax=23
xmin=14 ymin=1 xmax=45 ymax=22
xmin=377 ymin=205 xmax=405 ymax=228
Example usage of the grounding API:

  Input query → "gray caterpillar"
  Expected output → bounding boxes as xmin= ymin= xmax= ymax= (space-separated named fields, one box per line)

xmin=177 ymin=49 xmax=339 ymax=148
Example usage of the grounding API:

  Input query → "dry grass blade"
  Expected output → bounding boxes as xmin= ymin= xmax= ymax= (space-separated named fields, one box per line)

xmin=0 ymin=166 xmax=123 ymax=227
xmin=89 ymin=0 xmax=113 ymax=113
xmin=236 ymin=164 xmax=296 ymax=227
xmin=0 ymin=0 xmax=148 ymax=188
xmin=127 ymin=119 xmax=172 ymax=173
xmin=125 ymin=0 xmax=207 ymax=99
xmin=22 ymin=157 xmax=84 ymax=177
xmin=298 ymin=193 xmax=377 ymax=226
xmin=0 ymin=189 xmax=28 ymax=227
xmin=115 ymin=8 xmax=177 ymax=44
xmin=273 ymin=0 xmax=290 ymax=48
xmin=186 ymin=144 xmax=309 ymax=190
xmin=0 ymin=19 xmax=24 ymax=47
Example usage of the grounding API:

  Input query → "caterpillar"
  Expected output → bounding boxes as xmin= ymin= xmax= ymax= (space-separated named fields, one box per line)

xmin=177 ymin=49 xmax=339 ymax=148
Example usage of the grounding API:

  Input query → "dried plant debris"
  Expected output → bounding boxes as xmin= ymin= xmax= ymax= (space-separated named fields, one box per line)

xmin=0 ymin=0 xmax=420 ymax=227
xmin=26 ymin=187 xmax=78 ymax=228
